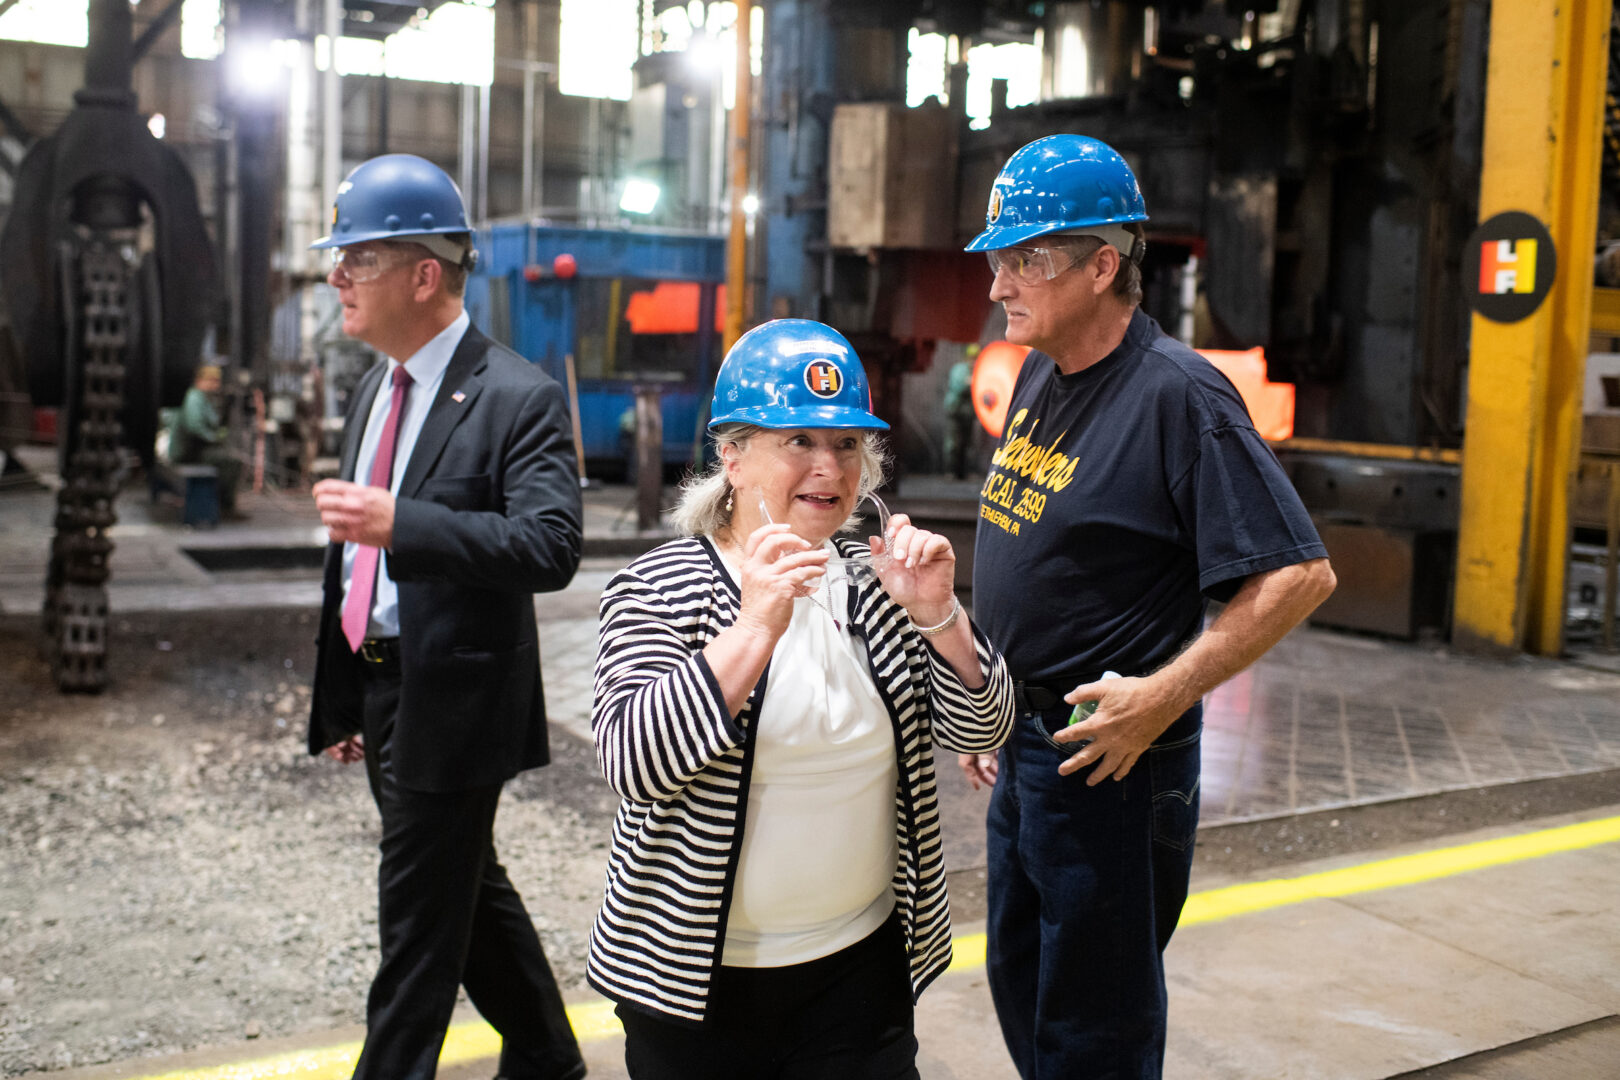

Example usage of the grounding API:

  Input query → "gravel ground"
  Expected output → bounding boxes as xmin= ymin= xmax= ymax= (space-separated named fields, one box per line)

xmin=0 ymin=608 xmax=617 ymax=1077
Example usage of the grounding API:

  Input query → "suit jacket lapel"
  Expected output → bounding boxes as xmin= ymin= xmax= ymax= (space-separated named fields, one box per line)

xmin=340 ymin=362 xmax=388 ymax=481
xmin=398 ymin=326 xmax=488 ymax=499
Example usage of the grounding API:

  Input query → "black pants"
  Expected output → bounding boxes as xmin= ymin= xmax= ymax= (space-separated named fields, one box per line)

xmin=353 ymin=663 xmax=585 ymax=1080
xmin=616 ymin=910 xmax=919 ymax=1080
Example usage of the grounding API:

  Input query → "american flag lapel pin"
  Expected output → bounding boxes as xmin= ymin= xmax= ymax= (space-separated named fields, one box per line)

xmin=452 ymin=391 xmax=466 ymax=403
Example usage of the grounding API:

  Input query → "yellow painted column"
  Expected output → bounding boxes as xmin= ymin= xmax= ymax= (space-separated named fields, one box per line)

xmin=1454 ymin=0 xmax=1611 ymax=656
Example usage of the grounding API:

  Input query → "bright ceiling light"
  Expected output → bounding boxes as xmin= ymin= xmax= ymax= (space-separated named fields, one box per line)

xmin=741 ymin=192 xmax=759 ymax=215
xmin=147 ymin=112 xmax=166 ymax=139
xmin=687 ymin=33 xmax=722 ymax=71
xmin=230 ymin=37 xmax=288 ymax=96
xmin=620 ymin=179 xmax=661 ymax=215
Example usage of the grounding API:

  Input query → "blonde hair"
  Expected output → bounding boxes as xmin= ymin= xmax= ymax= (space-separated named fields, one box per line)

xmin=670 ymin=424 xmax=890 ymax=537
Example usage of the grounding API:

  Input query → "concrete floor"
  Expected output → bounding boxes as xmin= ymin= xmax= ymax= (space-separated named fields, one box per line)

xmin=49 ymin=801 xmax=1620 ymax=1080
xmin=5 ymin=457 xmax=1620 ymax=1080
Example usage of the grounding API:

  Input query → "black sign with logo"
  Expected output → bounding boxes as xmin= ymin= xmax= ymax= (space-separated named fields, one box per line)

xmin=1461 ymin=211 xmax=1557 ymax=323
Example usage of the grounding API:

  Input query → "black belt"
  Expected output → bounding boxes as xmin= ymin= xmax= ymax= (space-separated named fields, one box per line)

xmin=1013 ymin=678 xmax=1097 ymax=713
xmin=358 ymin=637 xmax=401 ymax=665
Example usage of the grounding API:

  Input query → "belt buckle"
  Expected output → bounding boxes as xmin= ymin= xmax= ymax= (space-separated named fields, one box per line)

xmin=359 ymin=639 xmax=392 ymax=664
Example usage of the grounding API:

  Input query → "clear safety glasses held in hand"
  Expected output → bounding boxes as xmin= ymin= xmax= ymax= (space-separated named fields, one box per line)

xmin=758 ymin=491 xmax=896 ymax=590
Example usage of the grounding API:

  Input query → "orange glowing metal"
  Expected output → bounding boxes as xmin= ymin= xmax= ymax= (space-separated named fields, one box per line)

xmin=971 ymin=340 xmax=1031 ymax=437
xmin=1198 ymin=347 xmax=1295 ymax=442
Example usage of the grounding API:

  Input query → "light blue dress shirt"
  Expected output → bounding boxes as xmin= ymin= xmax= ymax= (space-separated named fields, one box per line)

xmin=339 ymin=309 xmax=470 ymax=639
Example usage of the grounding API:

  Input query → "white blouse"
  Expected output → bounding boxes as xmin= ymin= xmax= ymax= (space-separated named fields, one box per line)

xmin=714 ymin=541 xmax=900 ymax=967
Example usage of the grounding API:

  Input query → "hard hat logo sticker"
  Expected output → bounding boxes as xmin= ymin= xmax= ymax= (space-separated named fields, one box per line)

xmin=804 ymin=361 xmax=844 ymax=398
xmin=988 ymin=187 xmax=1004 ymax=223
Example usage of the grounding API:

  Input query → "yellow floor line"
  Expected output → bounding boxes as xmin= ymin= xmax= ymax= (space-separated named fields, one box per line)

xmin=126 ymin=814 xmax=1620 ymax=1080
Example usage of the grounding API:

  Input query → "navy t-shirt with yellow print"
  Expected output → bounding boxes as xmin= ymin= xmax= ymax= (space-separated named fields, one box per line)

xmin=971 ymin=308 xmax=1326 ymax=687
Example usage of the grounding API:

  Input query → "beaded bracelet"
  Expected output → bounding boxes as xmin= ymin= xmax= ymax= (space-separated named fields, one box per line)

xmin=911 ymin=596 xmax=961 ymax=636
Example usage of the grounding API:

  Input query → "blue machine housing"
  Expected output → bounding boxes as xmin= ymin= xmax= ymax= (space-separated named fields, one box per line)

xmin=464 ymin=223 xmax=725 ymax=475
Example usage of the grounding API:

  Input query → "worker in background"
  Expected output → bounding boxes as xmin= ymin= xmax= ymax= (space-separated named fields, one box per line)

xmin=941 ymin=345 xmax=977 ymax=479
xmin=305 ymin=153 xmax=586 ymax=1080
xmin=959 ymin=134 xmax=1337 ymax=1079
xmin=168 ymin=362 xmax=245 ymax=518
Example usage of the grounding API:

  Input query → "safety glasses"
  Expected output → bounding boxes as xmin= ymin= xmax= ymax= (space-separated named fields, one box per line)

xmin=823 ymin=492 xmax=895 ymax=589
xmin=986 ymin=245 xmax=1090 ymax=286
xmin=328 ymin=244 xmax=420 ymax=284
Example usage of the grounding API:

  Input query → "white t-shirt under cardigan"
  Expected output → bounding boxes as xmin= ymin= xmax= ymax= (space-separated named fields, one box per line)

xmin=714 ymin=542 xmax=899 ymax=968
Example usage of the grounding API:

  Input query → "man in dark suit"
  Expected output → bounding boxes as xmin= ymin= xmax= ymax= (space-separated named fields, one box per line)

xmin=306 ymin=153 xmax=586 ymax=1080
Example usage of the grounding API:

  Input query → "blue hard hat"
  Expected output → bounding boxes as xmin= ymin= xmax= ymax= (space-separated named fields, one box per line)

xmin=708 ymin=320 xmax=889 ymax=431
xmin=310 ymin=154 xmax=474 ymax=262
xmin=965 ymin=134 xmax=1148 ymax=252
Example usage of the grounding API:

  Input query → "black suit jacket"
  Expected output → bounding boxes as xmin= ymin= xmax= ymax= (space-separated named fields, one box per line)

xmin=308 ymin=324 xmax=583 ymax=792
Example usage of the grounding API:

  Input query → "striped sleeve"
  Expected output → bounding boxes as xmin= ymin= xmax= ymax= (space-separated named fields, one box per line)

xmin=923 ymin=619 xmax=1014 ymax=754
xmin=592 ymin=563 xmax=743 ymax=804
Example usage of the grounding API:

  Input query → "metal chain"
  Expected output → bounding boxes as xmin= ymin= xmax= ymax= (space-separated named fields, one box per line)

xmin=43 ymin=235 xmax=133 ymax=693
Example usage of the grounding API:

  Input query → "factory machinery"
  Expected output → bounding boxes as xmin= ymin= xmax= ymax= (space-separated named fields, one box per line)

xmin=696 ymin=0 xmax=1619 ymax=647
xmin=1 ymin=0 xmax=1613 ymax=690
xmin=0 ymin=0 xmax=218 ymax=691
xmin=443 ymin=0 xmax=1620 ymax=645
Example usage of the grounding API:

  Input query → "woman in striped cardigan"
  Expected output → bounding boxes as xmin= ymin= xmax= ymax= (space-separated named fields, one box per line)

xmin=587 ymin=321 xmax=1015 ymax=1079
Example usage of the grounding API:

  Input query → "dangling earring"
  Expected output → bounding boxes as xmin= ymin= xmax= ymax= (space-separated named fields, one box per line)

xmin=724 ymin=486 xmax=733 ymax=514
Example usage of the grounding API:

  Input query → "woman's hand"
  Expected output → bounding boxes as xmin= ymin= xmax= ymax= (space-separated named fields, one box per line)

xmin=734 ymin=523 xmax=829 ymax=643
xmin=872 ymin=513 xmax=957 ymax=626
xmin=959 ymin=752 xmax=999 ymax=790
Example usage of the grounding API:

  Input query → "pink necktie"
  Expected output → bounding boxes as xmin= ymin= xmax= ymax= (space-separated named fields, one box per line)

xmin=342 ymin=366 xmax=413 ymax=652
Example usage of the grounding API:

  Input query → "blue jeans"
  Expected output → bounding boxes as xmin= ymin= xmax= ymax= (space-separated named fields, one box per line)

xmin=985 ymin=699 xmax=1202 ymax=1080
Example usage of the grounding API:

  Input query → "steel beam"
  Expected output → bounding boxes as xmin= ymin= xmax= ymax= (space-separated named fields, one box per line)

xmin=1454 ymin=0 xmax=1613 ymax=656
xmin=132 ymin=0 xmax=185 ymax=63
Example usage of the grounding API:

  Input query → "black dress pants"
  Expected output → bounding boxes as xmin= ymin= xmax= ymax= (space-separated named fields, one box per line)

xmin=615 ymin=910 xmax=919 ymax=1080
xmin=354 ymin=663 xmax=585 ymax=1080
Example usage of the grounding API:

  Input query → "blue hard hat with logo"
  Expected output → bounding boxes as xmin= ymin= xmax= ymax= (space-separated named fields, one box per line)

xmin=965 ymin=134 xmax=1148 ymax=252
xmin=310 ymin=153 xmax=477 ymax=267
xmin=708 ymin=320 xmax=889 ymax=431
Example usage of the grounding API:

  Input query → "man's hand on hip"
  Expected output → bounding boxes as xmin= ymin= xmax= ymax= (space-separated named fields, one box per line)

xmin=1056 ymin=674 xmax=1190 ymax=785
xmin=314 ymin=479 xmax=395 ymax=548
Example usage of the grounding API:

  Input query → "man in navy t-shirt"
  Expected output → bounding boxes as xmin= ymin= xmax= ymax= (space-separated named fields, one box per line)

xmin=962 ymin=135 xmax=1336 ymax=1079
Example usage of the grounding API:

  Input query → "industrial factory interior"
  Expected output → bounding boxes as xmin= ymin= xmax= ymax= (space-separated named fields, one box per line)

xmin=2 ymin=0 xmax=1619 ymax=1077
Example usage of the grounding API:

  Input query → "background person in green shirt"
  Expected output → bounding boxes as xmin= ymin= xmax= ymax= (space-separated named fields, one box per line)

xmin=167 ymin=362 xmax=244 ymax=517
xmin=941 ymin=345 xmax=978 ymax=479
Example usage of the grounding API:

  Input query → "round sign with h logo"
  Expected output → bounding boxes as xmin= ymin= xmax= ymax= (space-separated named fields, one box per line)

xmin=1462 ymin=211 xmax=1557 ymax=323
xmin=804 ymin=360 xmax=845 ymax=399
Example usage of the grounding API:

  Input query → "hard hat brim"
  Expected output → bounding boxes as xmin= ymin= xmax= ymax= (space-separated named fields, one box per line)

xmin=708 ymin=404 xmax=891 ymax=432
xmin=310 ymin=225 xmax=473 ymax=251
xmin=964 ymin=215 xmax=1147 ymax=252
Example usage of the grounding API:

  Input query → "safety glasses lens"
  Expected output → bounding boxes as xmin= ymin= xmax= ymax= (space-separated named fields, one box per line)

xmin=330 ymin=247 xmax=391 ymax=282
xmin=988 ymin=248 xmax=1049 ymax=284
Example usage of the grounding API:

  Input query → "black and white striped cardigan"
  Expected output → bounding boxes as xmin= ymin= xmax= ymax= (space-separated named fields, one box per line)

xmin=587 ymin=535 xmax=1015 ymax=1024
